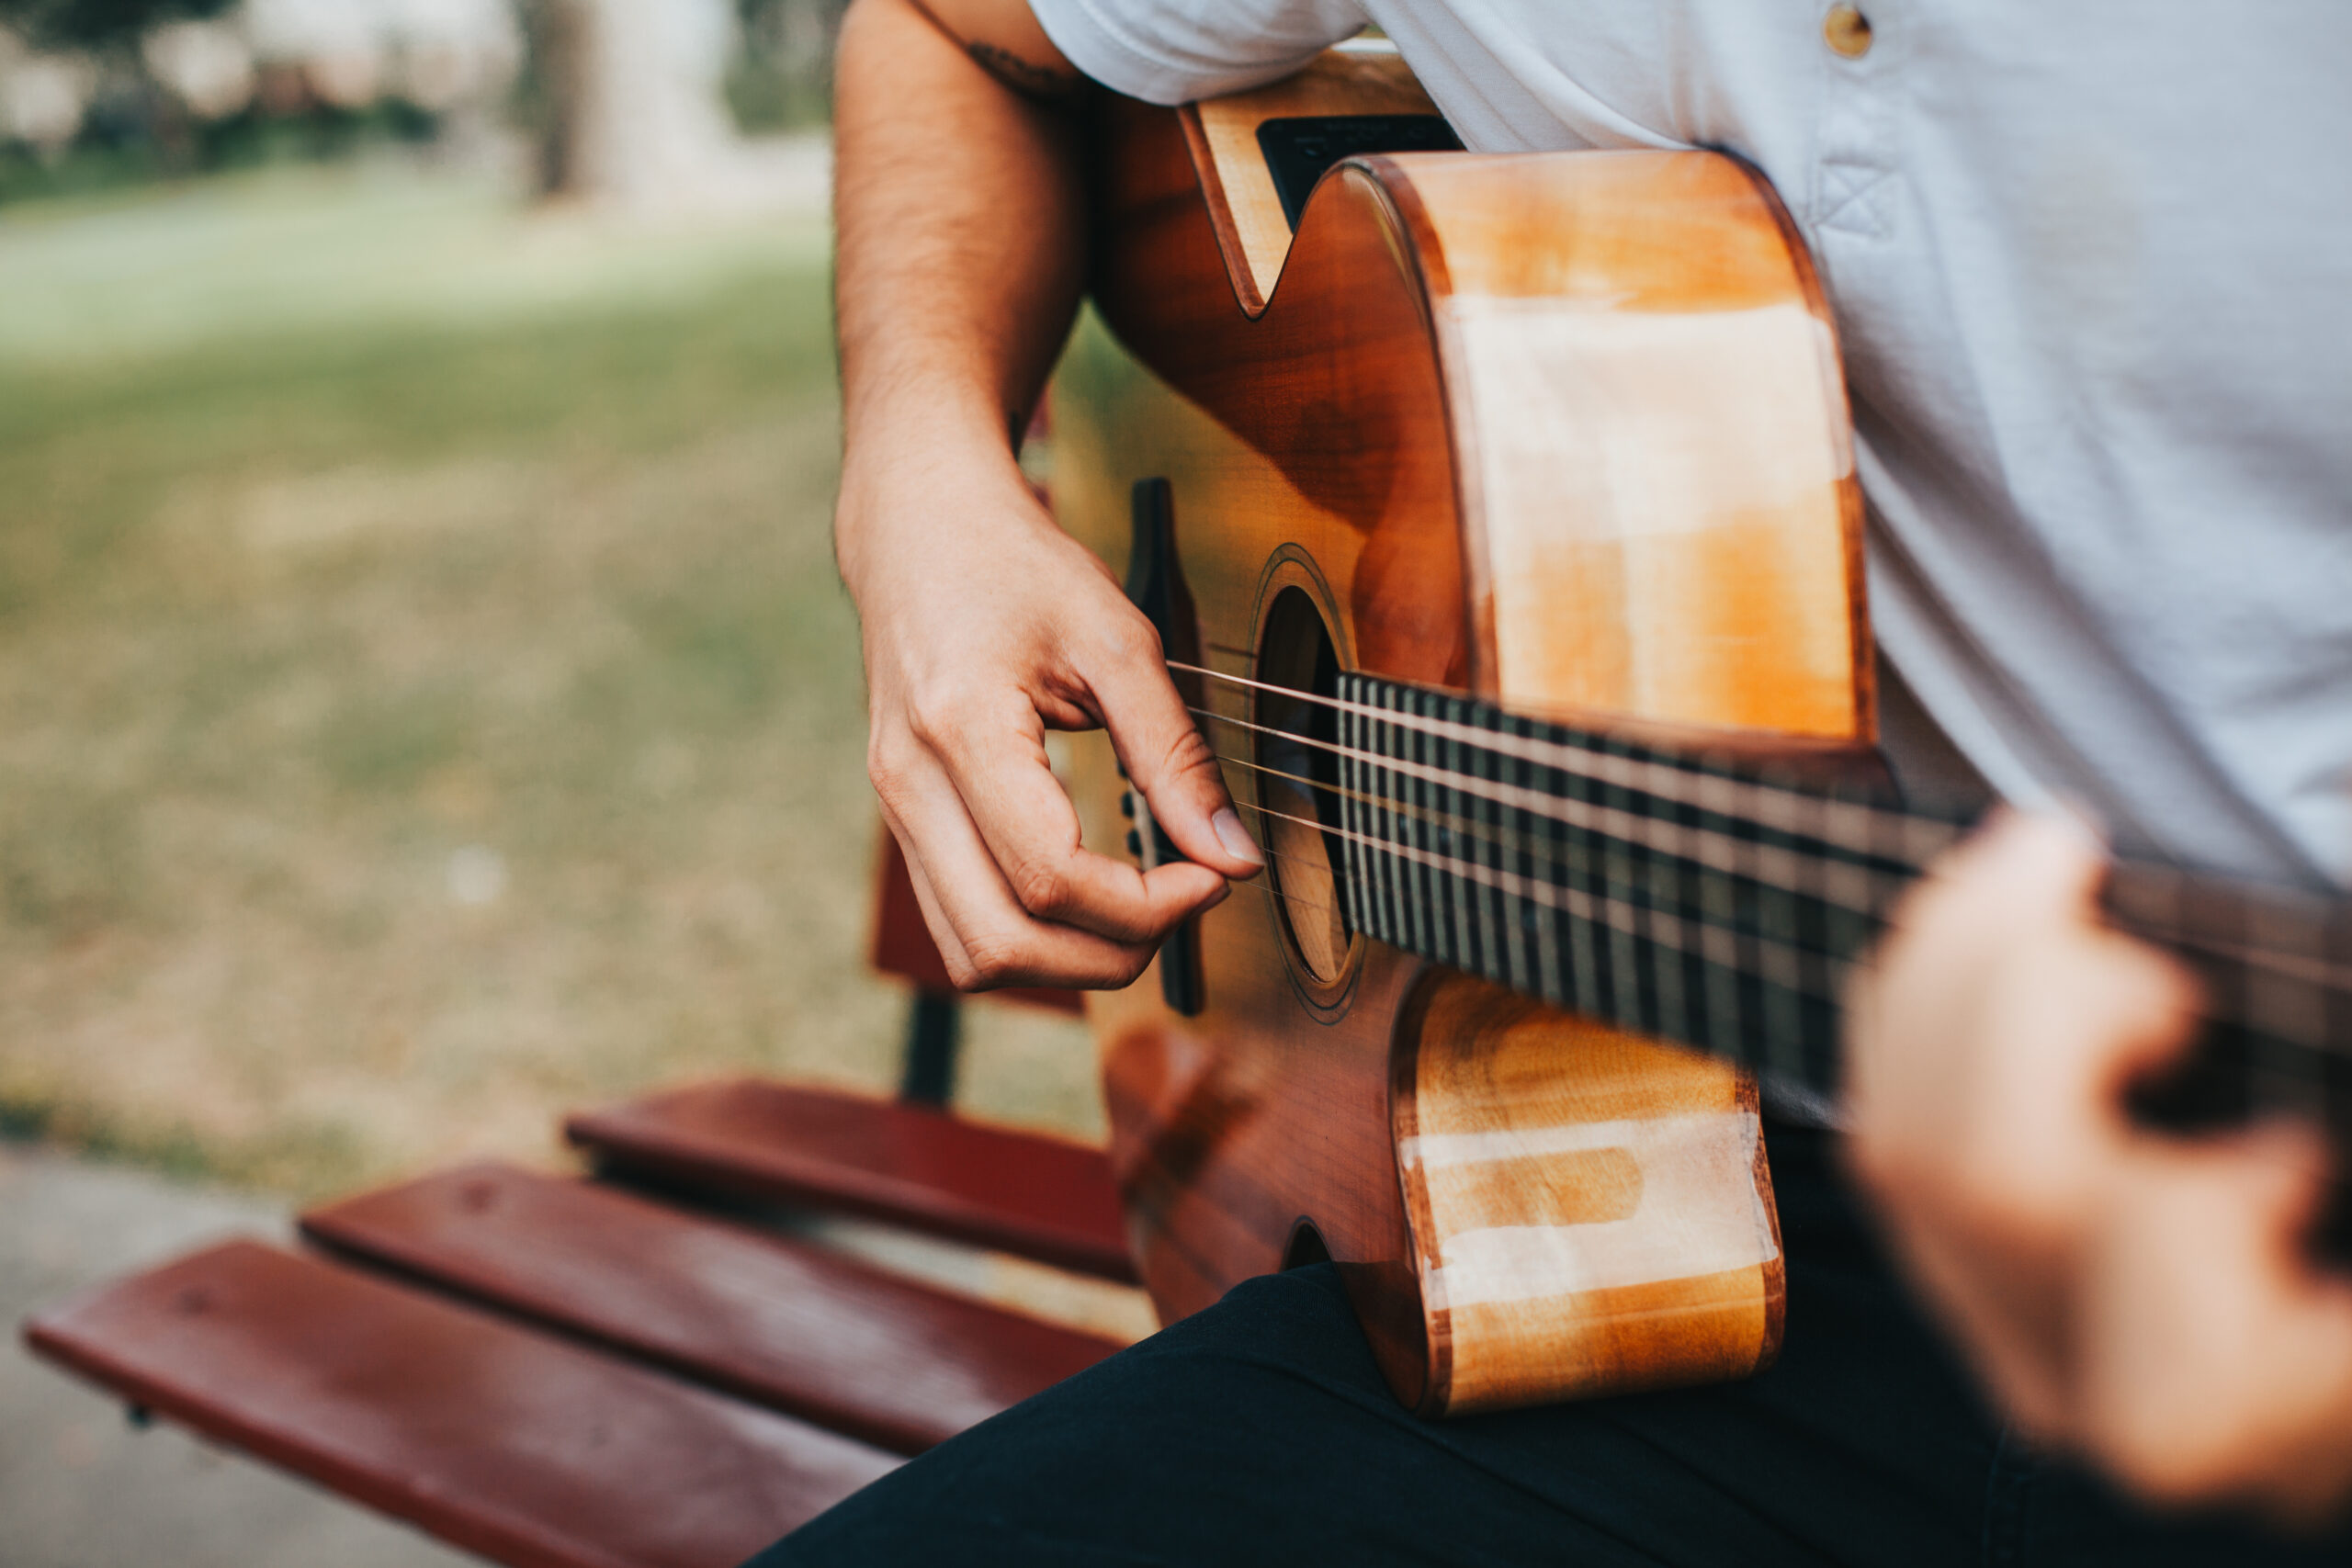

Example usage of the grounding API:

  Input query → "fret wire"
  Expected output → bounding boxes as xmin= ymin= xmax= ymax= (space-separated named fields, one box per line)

xmin=1238 ymin=794 xmax=1849 ymax=1014
xmin=1213 ymin=745 xmax=1652 ymax=904
xmin=1356 ymin=692 xmax=1382 ymax=945
xmin=1698 ymin=768 xmax=1744 ymax=1064
xmin=1190 ymin=706 xmax=1917 ymax=919
xmin=1392 ymin=687 xmax=1421 ymax=958
xmin=1520 ymin=716 xmax=1565 ymax=1007
xmin=1259 ymin=673 xmax=2352 ymax=1099
xmin=1428 ymin=688 xmax=1464 ymax=970
xmin=1797 ymin=789 xmax=1842 ymax=1090
xmin=1599 ymin=739 xmax=1641 ymax=1033
xmin=1180 ymin=660 xmax=1943 ymax=862
xmin=1726 ymin=784 xmax=1768 ymax=1077
xmin=1445 ymin=690 xmax=1479 ymax=977
xmin=1358 ymin=691 xmax=1385 ymax=946
xmin=1641 ymin=754 xmax=1690 ymax=1048
xmin=1220 ymin=717 xmax=2352 ymax=1060
xmin=2251 ymin=890 xmax=2324 ymax=1117
xmin=1503 ymin=711 xmax=1535 ymax=993
xmin=1463 ymin=694 xmax=1490 ymax=979
xmin=1406 ymin=686 xmax=1439 ymax=964
xmin=1374 ymin=691 xmax=1392 ymax=949
xmin=1744 ymin=756 xmax=1797 ymax=1076
xmin=1344 ymin=694 xmax=1366 ymax=935
xmin=1373 ymin=686 xmax=1405 ymax=956
xmin=1475 ymin=695 xmax=1523 ymax=990
xmin=2155 ymin=923 xmax=2352 ymax=997
xmin=1564 ymin=737 xmax=1604 ymax=1021
xmin=1618 ymin=742 xmax=1674 ymax=1048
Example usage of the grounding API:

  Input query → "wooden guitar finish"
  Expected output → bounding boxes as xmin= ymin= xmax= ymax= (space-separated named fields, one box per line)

xmin=1049 ymin=50 xmax=1868 ymax=1416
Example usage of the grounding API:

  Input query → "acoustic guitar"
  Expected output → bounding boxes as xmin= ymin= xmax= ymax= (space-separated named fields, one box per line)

xmin=1044 ymin=43 xmax=2352 ymax=1418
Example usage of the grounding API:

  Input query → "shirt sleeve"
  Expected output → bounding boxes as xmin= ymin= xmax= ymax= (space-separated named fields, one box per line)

xmin=1030 ymin=0 xmax=1370 ymax=105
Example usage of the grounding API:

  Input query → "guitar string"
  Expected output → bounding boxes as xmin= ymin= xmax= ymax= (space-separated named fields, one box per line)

xmin=1142 ymin=670 xmax=2345 ymax=1078
xmin=1169 ymin=660 xmax=1953 ymax=864
xmin=1220 ymin=795 xmax=1855 ymax=1064
xmin=1219 ymin=794 xmax=1851 ymax=1015
xmin=1222 ymin=735 xmax=1881 ymax=1031
xmin=1215 ymin=796 xmax=2346 ymax=1081
xmin=1229 ymin=790 xmax=1857 ymax=1011
xmin=1139 ymin=725 xmax=2352 ymax=1077
xmin=1189 ymin=705 xmax=1927 ymax=919
xmin=1226 ymin=728 xmax=1870 ymax=985
xmin=1206 ymin=721 xmax=2352 ymax=1007
xmin=1200 ymin=726 xmax=1920 ymax=921
xmin=1166 ymin=661 xmax=2352 ymax=1008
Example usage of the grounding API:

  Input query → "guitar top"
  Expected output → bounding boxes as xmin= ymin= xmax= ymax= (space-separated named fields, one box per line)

xmin=1046 ymin=44 xmax=2352 ymax=1421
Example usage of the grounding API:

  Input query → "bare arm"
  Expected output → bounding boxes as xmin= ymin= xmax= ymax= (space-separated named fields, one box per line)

xmin=832 ymin=0 xmax=1261 ymax=993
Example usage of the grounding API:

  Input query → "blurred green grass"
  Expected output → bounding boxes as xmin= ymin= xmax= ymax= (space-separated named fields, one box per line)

xmin=0 ymin=163 xmax=1097 ymax=1196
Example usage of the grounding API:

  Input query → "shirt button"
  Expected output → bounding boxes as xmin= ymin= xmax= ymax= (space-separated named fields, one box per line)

xmin=1823 ymin=6 xmax=1873 ymax=58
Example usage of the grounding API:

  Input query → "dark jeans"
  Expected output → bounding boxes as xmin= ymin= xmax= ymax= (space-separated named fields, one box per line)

xmin=748 ymin=1123 xmax=2352 ymax=1565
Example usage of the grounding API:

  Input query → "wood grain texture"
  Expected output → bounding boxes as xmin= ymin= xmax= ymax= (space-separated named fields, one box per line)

xmin=1399 ymin=152 xmax=1871 ymax=739
xmin=564 ymin=1079 xmax=1137 ymax=1282
xmin=24 ymin=1241 xmax=896 ymax=1568
xmin=1179 ymin=43 xmax=1438 ymax=314
xmin=301 ymin=1162 xmax=1120 ymax=1454
xmin=1397 ymin=975 xmax=1784 ymax=1414
xmin=1057 ymin=58 xmax=1865 ymax=1414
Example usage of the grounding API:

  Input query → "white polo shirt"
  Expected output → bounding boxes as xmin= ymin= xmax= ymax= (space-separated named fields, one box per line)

xmin=1033 ymin=0 xmax=2352 ymax=888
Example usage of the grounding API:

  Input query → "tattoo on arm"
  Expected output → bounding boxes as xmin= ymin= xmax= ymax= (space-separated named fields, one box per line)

xmin=967 ymin=40 xmax=1082 ymax=99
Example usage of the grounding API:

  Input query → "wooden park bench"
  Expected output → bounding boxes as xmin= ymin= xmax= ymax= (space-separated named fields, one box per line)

xmin=21 ymin=836 xmax=1136 ymax=1568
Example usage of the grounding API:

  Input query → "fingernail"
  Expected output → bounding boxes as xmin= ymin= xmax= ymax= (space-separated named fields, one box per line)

xmin=1212 ymin=807 xmax=1264 ymax=866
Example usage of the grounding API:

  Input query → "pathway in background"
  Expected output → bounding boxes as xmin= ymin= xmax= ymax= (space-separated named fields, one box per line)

xmin=0 ymin=1142 xmax=469 ymax=1568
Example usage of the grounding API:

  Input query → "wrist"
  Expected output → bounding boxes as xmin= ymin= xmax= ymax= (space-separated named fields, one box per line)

xmin=834 ymin=424 xmax=1048 ymax=596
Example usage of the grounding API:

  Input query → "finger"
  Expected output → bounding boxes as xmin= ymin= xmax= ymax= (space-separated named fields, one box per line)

xmin=1080 ymin=635 xmax=1263 ymax=880
xmin=1931 ymin=807 xmax=2108 ymax=927
xmin=919 ymin=686 xmax=1229 ymax=943
xmin=1940 ymin=810 xmax=2201 ymax=1110
xmin=1845 ymin=811 xmax=2114 ymax=1178
xmin=881 ymin=739 xmax=1206 ymax=989
xmin=880 ymin=808 xmax=977 ymax=980
xmin=1887 ymin=1215 xmax=2079 ymax=1440
xmin=2077 ymin=1128 xmax=2352 ymax=1517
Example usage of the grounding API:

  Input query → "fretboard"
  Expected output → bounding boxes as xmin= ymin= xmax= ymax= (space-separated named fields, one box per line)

xmin=1333 ymin=673 xmax=2352 ymax=1131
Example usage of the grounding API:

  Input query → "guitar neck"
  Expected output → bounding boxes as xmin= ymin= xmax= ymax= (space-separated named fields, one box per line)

xmin=1329 ymin=673 xmax=2352 ymax=1128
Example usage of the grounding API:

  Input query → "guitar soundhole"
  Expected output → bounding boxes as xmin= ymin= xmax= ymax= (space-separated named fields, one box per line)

xmin=1255 ymin=589 xmax=1352 ymax=985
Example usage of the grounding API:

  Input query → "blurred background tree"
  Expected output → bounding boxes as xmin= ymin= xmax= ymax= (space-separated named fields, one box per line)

xmin=0 ymin=0 xmax=235 ymax=49
xmin=0 ymin=0 xmax=1096 ymax=1204
xmin=0 ymin=0 xmax=852 ymax=207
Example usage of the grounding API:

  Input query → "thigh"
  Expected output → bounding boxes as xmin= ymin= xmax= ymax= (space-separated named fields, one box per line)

xmin=752 ymin=1265 xmax=1936 ymax=1568
xmin=746 ymin=1125 xmax=2352 ymax=1567
xmin=752 ymin=1127 xmax=1994 ymax=1568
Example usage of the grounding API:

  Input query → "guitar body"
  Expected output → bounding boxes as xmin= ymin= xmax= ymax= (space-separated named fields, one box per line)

xmin=1050 ymin=51 xmax=1872 ymax=1416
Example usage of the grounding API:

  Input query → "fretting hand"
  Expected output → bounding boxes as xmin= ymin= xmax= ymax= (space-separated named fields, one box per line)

xmin=1846 ymin=810 xmax=2352 ymax=1522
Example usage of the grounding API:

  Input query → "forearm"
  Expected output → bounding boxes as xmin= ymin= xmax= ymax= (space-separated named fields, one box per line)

xmin=831 ymin=0 xmax=1086 ymax=589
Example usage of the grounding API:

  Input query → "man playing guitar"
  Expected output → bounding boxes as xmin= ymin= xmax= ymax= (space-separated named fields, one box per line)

xmin=760 ymin=0 xmax=2352 ymax=1559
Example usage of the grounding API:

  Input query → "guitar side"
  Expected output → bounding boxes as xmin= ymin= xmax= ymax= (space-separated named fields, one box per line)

xmin=1050 ymin=59 xmax=1869 ymax=1415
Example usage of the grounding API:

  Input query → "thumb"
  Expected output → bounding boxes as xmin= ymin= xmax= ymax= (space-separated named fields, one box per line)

xmin=1087 ymin=654 xmax=1263 ymax=880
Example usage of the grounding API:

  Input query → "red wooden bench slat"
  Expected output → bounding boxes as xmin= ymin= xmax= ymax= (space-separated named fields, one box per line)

xmin=22 ymin=1241 xmax=896 ymax=1568
xmin=300 ymin=1161 xmax=1121 ymax=1455
xmin=564 ymin=1080 xmax=1138 ymax=1283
